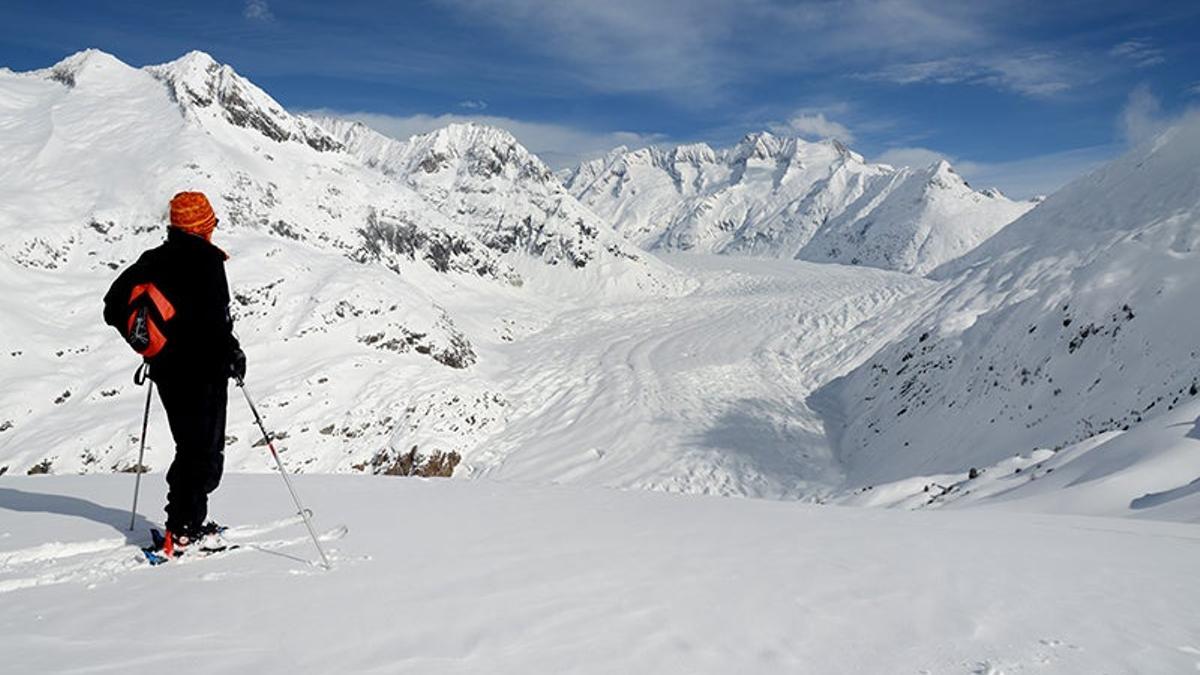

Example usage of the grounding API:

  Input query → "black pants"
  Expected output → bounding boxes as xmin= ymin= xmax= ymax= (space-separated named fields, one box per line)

xmin=156 ymin=373 xmax=227 ymax=534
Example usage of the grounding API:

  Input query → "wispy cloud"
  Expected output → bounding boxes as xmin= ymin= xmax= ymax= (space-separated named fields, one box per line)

xmin=955 ymin=147 xmax=1116 ymax=199
xmin=874 ymin=147 xmax=948 ymax=170
xmin=244 ymin=0 xmax=274 ymax=22
xmin=860 ymin=52 xmax=1078 ymax=97
xmin=433 ymin=0 xmax=737 ymax=97
xmin=1117 ymin=84 xmax=1190 ymax=145
xmin=309 ymin=109 xmax=665 ymax=169
xmin=769 ymin=112 xmax=855 ymax=143
xmin=432 ymin=0 xmax=1003 ymax=99
xmin=875 ymin=80 xmax=1200 ymax=197
xmin=1109 ymin=38 xmax=1165 ymax=68
xmin=457 ymin=99 xmax=488 ymax=110
xmin=1187 ymin=82 xmax=1200 ymax=96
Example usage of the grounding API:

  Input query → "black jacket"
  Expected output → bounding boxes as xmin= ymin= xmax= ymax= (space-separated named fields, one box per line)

xmin=103 ymin=228 xmax=240 ymax=381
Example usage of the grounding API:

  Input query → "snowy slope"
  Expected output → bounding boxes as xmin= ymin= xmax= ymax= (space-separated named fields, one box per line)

xmin=839 ymin=397 xmax=1200 ymax=522
xmin=467 ymin=254 xmax=933 ymax=499
xmin=3 ymin=474 xmax=1200 ymax=674
xmin=565 ymin=133 xmax=1033 ymax=274
xmin=0 ymin=50 xmax=679 ymax=480
xmin=814 ymin=114 xmax=1200 ymax=502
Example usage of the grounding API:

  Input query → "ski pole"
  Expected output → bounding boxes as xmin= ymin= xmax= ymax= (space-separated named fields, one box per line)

xmin=238 ymin=379 xmax=331 ymax=569
xmin=129 ymin=364 xmax=153 ymax=531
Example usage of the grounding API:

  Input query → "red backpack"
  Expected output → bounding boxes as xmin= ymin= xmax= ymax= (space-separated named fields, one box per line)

xmin=125 ymin=283 xmax=175 ymax=358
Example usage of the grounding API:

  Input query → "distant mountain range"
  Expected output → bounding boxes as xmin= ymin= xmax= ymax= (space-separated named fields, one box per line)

xmin=564 ymin=134 xmax=1035 ymax=275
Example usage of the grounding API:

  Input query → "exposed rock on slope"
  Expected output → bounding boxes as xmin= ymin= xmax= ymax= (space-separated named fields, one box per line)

xmin=318 ymin=118 xmax=656 ymax=273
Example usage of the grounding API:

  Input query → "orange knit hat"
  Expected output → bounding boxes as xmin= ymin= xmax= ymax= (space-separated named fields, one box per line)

xmin=169 ymin=191 xmax=217 ymax=241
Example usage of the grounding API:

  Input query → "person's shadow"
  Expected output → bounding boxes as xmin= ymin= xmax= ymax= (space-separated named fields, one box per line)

xmin=0 ymin=487 xmax=155 ymax=544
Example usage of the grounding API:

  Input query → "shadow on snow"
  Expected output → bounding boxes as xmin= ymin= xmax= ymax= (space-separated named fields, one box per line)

xmin=0 ymin=487 xmax=154 ymax=543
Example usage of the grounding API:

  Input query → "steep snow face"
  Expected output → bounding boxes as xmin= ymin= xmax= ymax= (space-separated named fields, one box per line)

xmin=0 ymin=50 xmax=677 ymax=479
xmin=814 ymin=114 xmax=1200 ymax=490
xmin=566 ymin=133 xmax=1033 ymax=275
xmin=801 ymin=160 xmax=1034 ymax=275
xmin=146 ymin=51 xmax=341 ymax=152
xmin=319 ymin=119 xmax=662 ymax=282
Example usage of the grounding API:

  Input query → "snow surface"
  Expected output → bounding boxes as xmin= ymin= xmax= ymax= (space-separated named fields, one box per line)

xmin=468 ymin=254 xmax=933 ymax=499
xmin=815 ymin=112 xmax=1200 ymax=503
xmin=2 ymin=47 xmax=1200 ymax=673
xmin=3 ymin=474 xmax=1200 ymax=674
xmin=564 ymin=134 xmax=1034 ymax=275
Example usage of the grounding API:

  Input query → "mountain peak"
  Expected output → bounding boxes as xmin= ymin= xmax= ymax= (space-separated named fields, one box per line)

xmin=824 ymin=138 xmax=865 ymax=163
xmin=732 ymin=131 xmax=786 ymax=161
xmin=145 ymin=52 xmax=341 ymax=152
xmin=43 ymin=49 xmax=134 ymax=88
xmin=402 ymin=122 xmax=553 ymax=181
xmin=922 ymin=159 xmax=968 ymax=190
xmin=171 ymin=49 xmax=220 ymax=69
xmin=421 ymin=122 xmax=522 ymax=151
xmin=669 ymin=142 xmax=717 ymax=165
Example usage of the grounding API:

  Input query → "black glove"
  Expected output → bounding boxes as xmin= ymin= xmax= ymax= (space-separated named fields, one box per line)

xmin=229 ymin=347 xmax=247 ymax=382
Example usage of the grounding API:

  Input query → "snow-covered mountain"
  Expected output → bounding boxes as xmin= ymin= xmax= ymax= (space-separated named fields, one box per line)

xmin=4 ymin=47 xmax=1199 ymax=675
xmin=2 ymin=48 xmax=1196 ymax=526
xmin=813 ymin=113 xmax=1200 ymax=498
xmin=0 ymin=49 xmax=678 ymax=479
xmin=565 ymin=133 xmax=1034 ymax=275
xmin=316 ymin=118 xmax=650 ymax=283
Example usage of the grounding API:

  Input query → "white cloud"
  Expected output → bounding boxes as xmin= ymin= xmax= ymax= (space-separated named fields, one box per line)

xmin=770 ymin=113 xmax=855 ymax=143
xmin=1189 ymin=82 xmax=1200 ymax=97
xmin=432 ymin=0 xmax=997 ymax=98
xmin=873 ymin=146 xmax=948 ymax=169
xmin=434 ymin=0 xmax=735 ymax=96
xmin=309 ymin=109 xmax=665 ymax=169
xmin=861 ymin=51 xmax=1076 ymax=97
xmin=244 ymin=0 xmax=274 ymax=22
xmin=457 ymin=100 xmax=488 ymax=110
xmin=1109 ymin=39 xmax=1165 ymax=68
xmin=1120 ymin=84 xmax=1167 ymax=145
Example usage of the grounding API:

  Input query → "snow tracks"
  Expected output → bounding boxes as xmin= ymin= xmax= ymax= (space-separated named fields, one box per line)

xmin=471 ymin=255 xmax=936 ymax=498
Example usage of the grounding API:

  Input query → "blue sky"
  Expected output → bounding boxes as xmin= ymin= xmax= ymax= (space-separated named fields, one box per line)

xmin=2 ymin=0 xmax=1198 ymax=197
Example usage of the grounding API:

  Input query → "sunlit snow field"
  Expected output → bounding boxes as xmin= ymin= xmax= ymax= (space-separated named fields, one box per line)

xmin=3 ymin=474 xmax=1199 ymax=674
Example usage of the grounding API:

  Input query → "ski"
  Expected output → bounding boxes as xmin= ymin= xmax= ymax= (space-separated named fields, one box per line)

xmin=141 ymin=527 xmax=240 ymax=566
xmin=138 ymin=522 xmax=348 ymax=567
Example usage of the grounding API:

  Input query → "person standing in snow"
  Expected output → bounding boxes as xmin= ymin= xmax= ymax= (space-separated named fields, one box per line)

xmin=103 ymin=192 xmax=246 ymax=552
